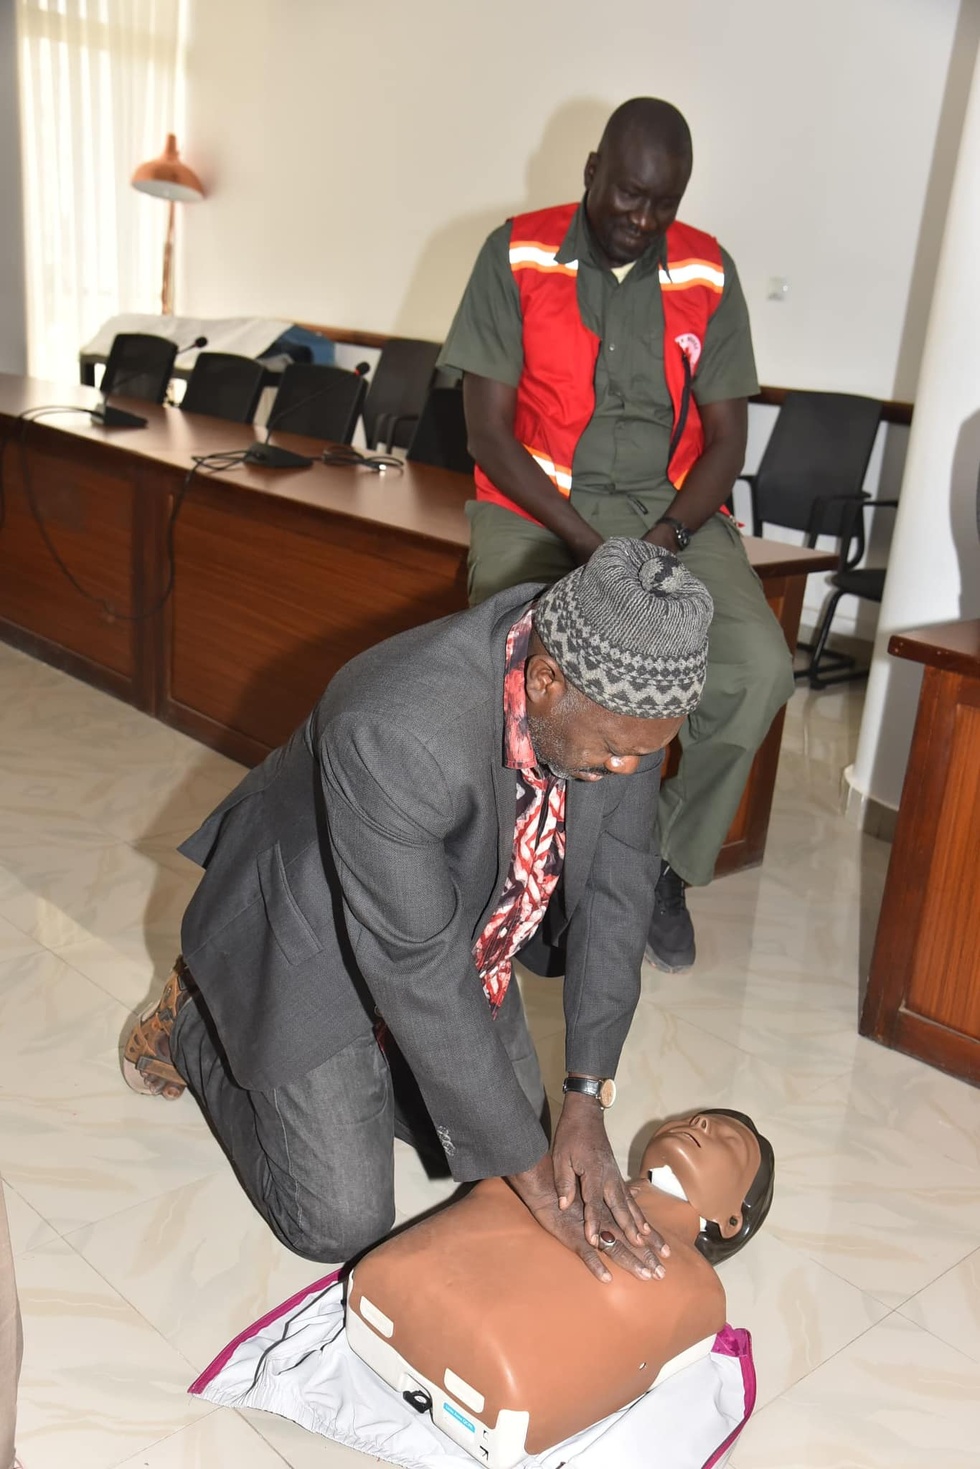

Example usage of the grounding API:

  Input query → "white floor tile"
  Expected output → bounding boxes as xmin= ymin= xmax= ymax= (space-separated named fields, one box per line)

xmin=14 ymin=1237 xmax=212 ymax=1469
xmin=717 ymin=1230 xmax=890 ymax=1407
xmin=2 ymin=1178 xmax=59 ymax=1256
xmin=0 ymin=949 xmax=223 ymax=1231
xmin=757 ymin=1081 xmax=980 ymax=1307
xmin=68 ymin=1170 xmax=334 ymax=1371
xmin=731 ymin=1313 xmax=980 ymax=1468
xmin=898 ymin=1247 xmax=980 ymax=1363
xmin=113 ymin=1410 xmax=291 ymax=1467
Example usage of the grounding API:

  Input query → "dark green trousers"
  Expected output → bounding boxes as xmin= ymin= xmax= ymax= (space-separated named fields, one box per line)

xmin=467 ymin=491 xmax=795 ymax=886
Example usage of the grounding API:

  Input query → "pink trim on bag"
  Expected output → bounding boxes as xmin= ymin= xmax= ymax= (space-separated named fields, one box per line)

xmin=188 ymin=1269 xmax=342 ymax=1395
xmin=702 ymin=1326 xmax=756 ymax=1469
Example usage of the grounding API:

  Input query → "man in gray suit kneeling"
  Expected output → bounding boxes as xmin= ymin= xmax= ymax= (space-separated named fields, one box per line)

xmin=124 ymin=538 xmax=713 ymax=1285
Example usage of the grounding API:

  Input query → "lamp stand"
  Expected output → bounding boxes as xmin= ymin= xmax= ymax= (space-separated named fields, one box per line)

xmin=161 ymin=198 xmax=175 ymax=315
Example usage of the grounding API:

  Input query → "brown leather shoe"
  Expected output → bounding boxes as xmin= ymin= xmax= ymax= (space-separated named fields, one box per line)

xmin=122 ymin=957 xmax=193 ymax=1100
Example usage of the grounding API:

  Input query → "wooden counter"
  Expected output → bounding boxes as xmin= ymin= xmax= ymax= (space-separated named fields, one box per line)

xmin=0 ymin=373 xmax=836 ymax=877
xmin=861 ymin=619 xmax=980 ymax=1083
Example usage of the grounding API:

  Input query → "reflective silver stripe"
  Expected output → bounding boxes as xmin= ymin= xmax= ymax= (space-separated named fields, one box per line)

xmin=659 ymin=261 xmax=725 ymax=289
xmin=509 ymin=244 xmax=578 ymax=272
xmin=529 ymin=450 xmax=572 ymax=491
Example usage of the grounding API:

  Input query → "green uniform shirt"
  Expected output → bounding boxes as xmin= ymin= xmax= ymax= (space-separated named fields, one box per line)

xmin=438 ymin=202 xmax=759 ymax=496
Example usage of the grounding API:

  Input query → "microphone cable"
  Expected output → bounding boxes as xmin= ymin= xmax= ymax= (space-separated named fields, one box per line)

xmin=320 ymin=446 xmax=404 ymax=473
xmin=0 ymin=403 xmax=96 ymax=530
xmin=1 ymin=409 xmax=251 ymax=621
xmin=0 ymin=329 xmax=211 ymax=519
xmin=244 ymin=365 xmax=375 ymax=465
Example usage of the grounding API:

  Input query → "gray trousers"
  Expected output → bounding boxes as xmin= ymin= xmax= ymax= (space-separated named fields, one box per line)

xmin=467 ymin=490 xmax=795 ymax=886
xmin=170 ymin=978 xmax=547 ymax=1263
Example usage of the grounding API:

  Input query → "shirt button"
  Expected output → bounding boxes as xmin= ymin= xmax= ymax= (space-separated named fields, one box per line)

xmin=608 ymin=343 xmax=616 ymax=351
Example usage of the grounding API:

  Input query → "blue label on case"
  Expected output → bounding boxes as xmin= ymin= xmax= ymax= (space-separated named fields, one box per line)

xmin=444 ymin=1402 xmax=476 ymax=1432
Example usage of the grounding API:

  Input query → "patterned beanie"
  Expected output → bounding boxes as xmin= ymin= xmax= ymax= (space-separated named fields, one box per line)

xmin=532 ymin=538 xmax=714 ymax=719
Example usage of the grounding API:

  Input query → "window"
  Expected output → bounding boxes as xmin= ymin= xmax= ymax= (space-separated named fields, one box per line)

xmin=17 ymin=0 xmax=185 ymax=380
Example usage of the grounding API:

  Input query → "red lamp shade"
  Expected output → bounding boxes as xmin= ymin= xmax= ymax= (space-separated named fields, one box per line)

xmin=131 ymin=133 xmax=204 ymax=203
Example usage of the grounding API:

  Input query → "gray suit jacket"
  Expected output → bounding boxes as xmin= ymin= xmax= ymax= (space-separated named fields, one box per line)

xmin=179 ymin=584 xmax=663 ymax=1181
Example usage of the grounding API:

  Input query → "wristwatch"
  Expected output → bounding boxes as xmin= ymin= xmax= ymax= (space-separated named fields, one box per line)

xmin=562 ymin=1075 xmax=617 ymax=1109
xmin=656 ymin=514 xmax=691 ymax=552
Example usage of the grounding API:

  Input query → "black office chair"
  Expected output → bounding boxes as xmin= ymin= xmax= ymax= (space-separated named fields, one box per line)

xmin=803 ymin=496 xmax=899 ymax=687
xmin=361 ymin=338 xmax=442 ymax=451
xmin=739 ymin=390 xmax=885 ymax=687
xmin=407 ymin=384 xmax=474 ymax=474
xmin=179 ymin=352 xmax=266 ymax=424
xmin=266 ymin=362 xmax=367 ymax=444
xmin=100 ymin=332 xmax=178 ymax=403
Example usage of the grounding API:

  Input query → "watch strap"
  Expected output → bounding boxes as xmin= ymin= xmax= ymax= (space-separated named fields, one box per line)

xmin=562 ymin=1075 xmax=602 ymax=1100
xmin=562 ymin=1075 xmax=616 ymax=1108
xmin=656 ymin=514 xmax=690 ymax=549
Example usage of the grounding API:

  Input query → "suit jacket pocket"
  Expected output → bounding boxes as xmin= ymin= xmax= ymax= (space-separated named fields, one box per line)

xmin=257 ymin=842 xmax=323 ymax=965
xmin=599 ymin=826 xmax=658 ymax=860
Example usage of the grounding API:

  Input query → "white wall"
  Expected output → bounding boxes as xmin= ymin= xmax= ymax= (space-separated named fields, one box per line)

xmin=0 ymin=0 xmax=27 ymax=374
xmin=181 ymin=0 xmax=962 ymax=402
xmin=849 ymin=35 xmax=980 ymax=813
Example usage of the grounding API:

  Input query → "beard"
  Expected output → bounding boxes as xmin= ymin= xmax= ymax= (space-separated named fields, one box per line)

xmin=526 ymin=710 xmax=604 ymax=781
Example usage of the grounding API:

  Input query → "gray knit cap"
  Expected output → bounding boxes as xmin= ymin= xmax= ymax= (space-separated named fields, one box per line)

xmin=532 ymin=538 xmax=714 ymax=719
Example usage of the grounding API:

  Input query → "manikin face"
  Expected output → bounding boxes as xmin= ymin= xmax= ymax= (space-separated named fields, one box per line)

xmin=644 ymin=1112 xmax=761 ymax=1239
xmin=584 ymin=134 xmax=692 ymax=268
xmin=525 ymin=661 xmax=683 ymax=782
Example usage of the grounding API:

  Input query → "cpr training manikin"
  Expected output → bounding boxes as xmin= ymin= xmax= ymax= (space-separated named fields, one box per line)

xmin=346 ymin=1108 xmax=775 ymax=1467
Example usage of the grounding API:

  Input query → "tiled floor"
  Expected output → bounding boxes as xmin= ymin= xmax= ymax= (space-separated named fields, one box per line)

xmin=0 ymin=641 xmax=978 ymax=1468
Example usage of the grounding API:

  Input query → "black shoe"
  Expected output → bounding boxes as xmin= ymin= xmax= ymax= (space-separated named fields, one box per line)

xmin=645 ymin=861 xmax=696 ymax=972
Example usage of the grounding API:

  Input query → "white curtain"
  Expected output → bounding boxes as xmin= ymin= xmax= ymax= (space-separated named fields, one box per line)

xmin=17 ymin=0 xmax=184 ymax=382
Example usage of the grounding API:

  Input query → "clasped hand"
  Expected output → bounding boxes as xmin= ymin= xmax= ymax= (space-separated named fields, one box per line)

xmin=506 ymin=1095 xmax=668 ymax=1283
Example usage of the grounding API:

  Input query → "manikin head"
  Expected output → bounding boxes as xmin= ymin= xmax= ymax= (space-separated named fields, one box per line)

xmin=527 ymin=539 xmax=712 ymax=782
xmin=642 ymin=1109 xmax=775 ymax=1264
xmin=584 ymin=98 xmax=693 ymax=269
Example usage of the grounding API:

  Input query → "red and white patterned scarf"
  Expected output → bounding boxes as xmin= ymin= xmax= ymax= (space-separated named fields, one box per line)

xmin=471 ymin=608 xmax=567 ymax=1010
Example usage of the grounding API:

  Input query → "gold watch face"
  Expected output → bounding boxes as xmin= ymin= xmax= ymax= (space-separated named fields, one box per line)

xmin=598 ymin=1078 xmax=617 ymax=1109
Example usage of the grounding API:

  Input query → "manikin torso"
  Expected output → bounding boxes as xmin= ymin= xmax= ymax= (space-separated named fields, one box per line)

xmin=347 ymin=1171 xmax=725 ymax=1455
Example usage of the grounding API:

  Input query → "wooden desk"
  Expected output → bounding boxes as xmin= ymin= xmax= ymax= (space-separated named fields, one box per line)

xmin=0 ymin=373 xmax=835 ymax=877
xmin=861 ymin=620 xmax=980 ymax=1083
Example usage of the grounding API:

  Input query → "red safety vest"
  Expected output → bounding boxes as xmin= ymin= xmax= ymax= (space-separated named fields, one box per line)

xmin=473 ymin=202 xmax=725 ymax=524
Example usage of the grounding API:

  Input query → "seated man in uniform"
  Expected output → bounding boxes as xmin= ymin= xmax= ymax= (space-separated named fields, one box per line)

xmin=439 ymin=96 xmax=795 ymax=972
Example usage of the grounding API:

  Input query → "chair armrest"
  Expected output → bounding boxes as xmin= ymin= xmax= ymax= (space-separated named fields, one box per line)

xmin=838 ymin=497 xmax=898 ymax=569
xmin=802 ymin=492 xmax=870 ymax=543
xmin=385 ymin=412 xmax=420 ymax=453
xmin=733 ymin=473 xmax=763 ymax=536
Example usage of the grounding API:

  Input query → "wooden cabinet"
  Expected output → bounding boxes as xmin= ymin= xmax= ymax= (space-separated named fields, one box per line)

xmin=861 ymin=620 xmax=980 ymax=1083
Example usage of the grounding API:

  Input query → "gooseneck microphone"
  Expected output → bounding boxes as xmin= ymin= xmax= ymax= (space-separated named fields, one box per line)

xmin=243 ymin=386 xmax=327 ymax=468
xmin=242 ymin=364 xmax=372 ymax=468
xmin=91 ymin=335 xmax=209 ymax=429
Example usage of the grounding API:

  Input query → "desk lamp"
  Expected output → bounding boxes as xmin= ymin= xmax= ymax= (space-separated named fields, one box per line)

xmin=131 ymin=133 xmax=205 ymax=315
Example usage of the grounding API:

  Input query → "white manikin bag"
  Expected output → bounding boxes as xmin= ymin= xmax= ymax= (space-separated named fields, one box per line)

xmin=190 ymin=1272 xmax=757 ymax=1469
